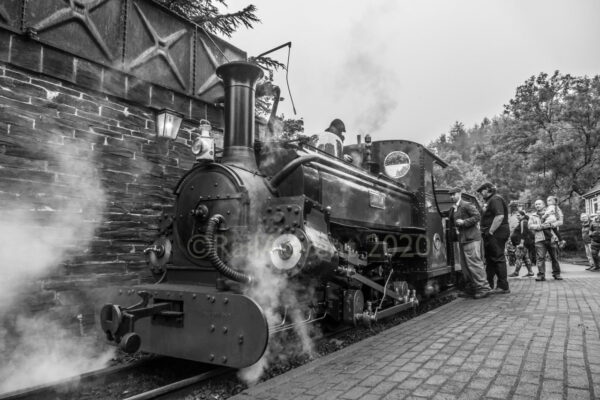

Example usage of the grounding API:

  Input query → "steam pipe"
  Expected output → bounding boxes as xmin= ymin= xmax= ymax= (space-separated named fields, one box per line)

xmin=206 ymin=215 xmax=254 ymax=284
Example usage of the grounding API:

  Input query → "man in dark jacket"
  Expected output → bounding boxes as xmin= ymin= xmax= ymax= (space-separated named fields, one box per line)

xmin=448 ymin=187 xmax=491 ymax=299
xmin=476 ymin=182 xmax=511 ymax=294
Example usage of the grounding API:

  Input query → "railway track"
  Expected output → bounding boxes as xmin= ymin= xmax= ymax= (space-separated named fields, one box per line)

xmin=121 ymin=367 xmax=230 ymax=400
xmin=0 ymin=358 xmax=152 ymax=400
xmin=0 ymin=356 xmax=223 ymax=400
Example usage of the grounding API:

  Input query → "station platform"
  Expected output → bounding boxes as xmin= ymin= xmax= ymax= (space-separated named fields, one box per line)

xmin=231 ymin=263 xmax=600 ymax=400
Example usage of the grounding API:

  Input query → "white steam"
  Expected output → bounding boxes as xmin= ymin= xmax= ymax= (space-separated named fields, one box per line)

xmin=0 ymin=315 xmax=114 ymax=393
xmin=0 ymin=140 xmax=113 ymax=393
xmin=237 ymin=234 xmax=318 ymax=385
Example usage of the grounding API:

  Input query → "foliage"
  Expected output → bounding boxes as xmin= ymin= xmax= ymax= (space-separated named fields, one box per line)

xmin=428 ymin=71 xmax=600 ymax=213
xmin=155 ymin=0 xmax=259 ymax=37
xmin=283 ymin=118 xmax=304 ymax=135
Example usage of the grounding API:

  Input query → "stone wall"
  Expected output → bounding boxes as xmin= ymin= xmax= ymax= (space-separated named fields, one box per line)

xmin=0 ymin=0 xmax=245 ymax=328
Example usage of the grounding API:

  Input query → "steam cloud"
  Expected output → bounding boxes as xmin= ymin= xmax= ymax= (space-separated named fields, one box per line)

xmin=0 ymin=140 xmax=114 ymax=393
xmin=237 ymin=235 xmax=318 ymax=385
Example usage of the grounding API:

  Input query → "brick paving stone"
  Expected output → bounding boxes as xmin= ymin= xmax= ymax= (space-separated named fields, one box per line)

xmin=485 ymin=384 xmax=512 ymax=398
xmin=341 ymin=386 xmax=370 ymax=399
xmin=400 ymin=378 xmax=423 ymax=389
xmin=388 ymin=371 xmax=411 ymax=382
xmin=475 ymin=368 xmax=498 ymax=379
xmin=380 ymin=389 xmax=411 ymax=399
xmin=543 ymin=367 xmax=564 ymax=380
xmin=425 ymin=374 xmax=449 ymax=385
xmin=291 ymin=395 xmax=314 ymax=400
xmin=514 ymin=381 xmax=538 ymax=396
xmin=361 ymin=373 xmax=387 ymax=387
xmin=438 ymin=380 xmax=466 ymax=395
xmin=411 ymin=368 xmax=436 ymax=379
xmin=567 ymin=387 xmax=592 ymax=400
xmin=512 ymin=395 xmax=535 ymax=400
xmin=313 ymin=390 xmax=344 ymax=400
xmin=456 ymin=389 xmax=485 ymax=400
xmin=541 ymin=379 xmax=564 ymax=394
xmin=451 ymin=371 xmax=474 ymax=383
xmin=494 ymin=374 xmax=517 ymax=387
xmin=423 ymin=360 xmax=444 ymax=369
xmin=412 ymin=385 xmax=437 ymax=397
xmin=361 ymin=395 xmax=384 ymax=400
xmin=467 ymin=378 xmax=491 ymax=390
xmin=366 ymin=381 xmax=397 ymax=395
xmin=432 ymin=393 xmax=457 ymax=400
xmin=568 ymin=373 xmax=590 ymax=389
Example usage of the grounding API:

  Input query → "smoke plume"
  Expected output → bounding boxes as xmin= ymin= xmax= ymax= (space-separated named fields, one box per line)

xmin=0 ymin=140 xmax=114 ymax=393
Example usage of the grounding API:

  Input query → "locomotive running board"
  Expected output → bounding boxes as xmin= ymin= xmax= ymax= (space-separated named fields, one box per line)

xmin=103 ymin=284 xmax=269 ymax=369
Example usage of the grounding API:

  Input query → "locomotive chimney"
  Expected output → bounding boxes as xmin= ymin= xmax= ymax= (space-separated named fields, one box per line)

xmin=216 ymin=61 xmax=264 ymax=168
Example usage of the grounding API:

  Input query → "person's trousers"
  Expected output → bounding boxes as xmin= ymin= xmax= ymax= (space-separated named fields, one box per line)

xmin=591 ymin=243 xmax=600 ymax=269
xmin=459 ymin=240 xmax=491 ymax=293
xmin=514 ymin=246 xmax=532 ymax=274
xmin=535 ymin=240 xmax=561 ymax=277
xmin=584 ymin=243 xmax=594 ymax=267
xmin=484 ymin=234 xmax=509 ymax=290
xmin=527 ymin=243 xmax=536 ymax=265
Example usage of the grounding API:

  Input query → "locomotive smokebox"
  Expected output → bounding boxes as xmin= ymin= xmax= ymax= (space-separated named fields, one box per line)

xmin=217 ymin=61 xmax=264 ymax=168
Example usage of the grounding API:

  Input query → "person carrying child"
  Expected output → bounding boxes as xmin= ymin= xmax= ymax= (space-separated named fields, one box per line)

xmin=543 ymin=195 xmax=566 ymax=249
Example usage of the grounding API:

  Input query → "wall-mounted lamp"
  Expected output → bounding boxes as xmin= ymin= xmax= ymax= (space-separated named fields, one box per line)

xmin=156 ymin=109 xmax=183 ymax=140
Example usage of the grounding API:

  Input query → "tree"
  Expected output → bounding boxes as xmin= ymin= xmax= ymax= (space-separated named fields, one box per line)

xmin=155 ymin=0 xmax=259 ymax=37
xmin=503 ymin=72 xmax=600 ymax=200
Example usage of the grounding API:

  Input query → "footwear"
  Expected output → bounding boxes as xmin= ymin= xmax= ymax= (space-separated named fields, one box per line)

xmin=491 ymin=288 xmax=510 ymax=294
xmin=535 ymin=276 xmax=546 ymax=281
xmin=586 ymin=266 xmax=595 ymax=270
xmin=526 ymin=272 xmax=535 ymax=277
xmin=508 ymin=272 xmax=519 ymax=277
xmin=473 ymin=291 xmax=490 ymax=299
xmin=553 ymin=275 xmax=563 ymax=280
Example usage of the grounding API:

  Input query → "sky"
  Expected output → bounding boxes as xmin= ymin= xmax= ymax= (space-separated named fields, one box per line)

xmin=223 ymin=0 xmax=600 ymax=146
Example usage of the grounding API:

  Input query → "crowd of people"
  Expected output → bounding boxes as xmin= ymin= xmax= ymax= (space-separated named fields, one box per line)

xmin=449 ymin=182 xmax=599 ymax=299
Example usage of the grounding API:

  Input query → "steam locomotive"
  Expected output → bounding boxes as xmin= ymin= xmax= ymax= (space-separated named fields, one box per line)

xmin=100 ymin=61 xmax=460 ymax=369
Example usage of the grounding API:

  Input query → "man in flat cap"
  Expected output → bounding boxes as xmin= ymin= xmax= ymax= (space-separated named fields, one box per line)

xmin=448 ymin=187 xmax=491 ymax=298
xmin=476 ymin=182 xmax=511 ymax=294
xmin=309 ymin=118 xmax=346 ymax=158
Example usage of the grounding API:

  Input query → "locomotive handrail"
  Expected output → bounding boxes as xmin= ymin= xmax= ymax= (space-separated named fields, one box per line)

xmin=266 ymin=152 xmax=414 ymax=196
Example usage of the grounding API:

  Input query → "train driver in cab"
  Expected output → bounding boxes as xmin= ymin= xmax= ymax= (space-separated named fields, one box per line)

xmin=310 ymin=118 xmax=346 ymax=158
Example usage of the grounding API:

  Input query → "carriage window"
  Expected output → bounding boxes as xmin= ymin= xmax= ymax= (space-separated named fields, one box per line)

xmin=383 ymin=151 xmax=411 ymax=178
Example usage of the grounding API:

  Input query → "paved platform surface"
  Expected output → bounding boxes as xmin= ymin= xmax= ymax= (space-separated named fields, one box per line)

xmin=231 ymin=263 xmax=600 ymax=400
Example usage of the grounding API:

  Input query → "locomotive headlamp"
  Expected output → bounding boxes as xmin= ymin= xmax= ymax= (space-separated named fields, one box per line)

xmin=192 ymin=119 xmax=215 ymax=161
xmin=156 ymin=109 xmax=183 ymax=140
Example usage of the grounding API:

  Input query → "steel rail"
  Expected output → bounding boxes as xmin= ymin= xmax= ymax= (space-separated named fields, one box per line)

xmin=122 ymin=367 xmax=230 ymax=400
